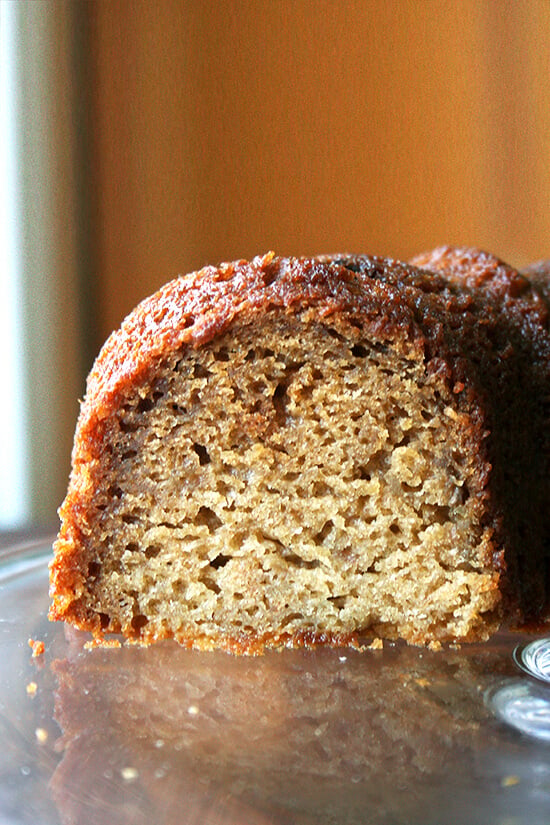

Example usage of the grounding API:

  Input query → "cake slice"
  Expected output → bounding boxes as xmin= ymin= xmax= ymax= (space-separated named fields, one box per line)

xmin=49 ymin=249 xmax=550 ymax=651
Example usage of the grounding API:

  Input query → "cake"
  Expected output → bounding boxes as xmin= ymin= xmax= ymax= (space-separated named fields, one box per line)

xmin=48 ymin=248 xmax=550 ymax=651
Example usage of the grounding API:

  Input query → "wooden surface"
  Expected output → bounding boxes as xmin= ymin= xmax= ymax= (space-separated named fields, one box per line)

xmin=85 ymin=0 xmax=550 ymax=343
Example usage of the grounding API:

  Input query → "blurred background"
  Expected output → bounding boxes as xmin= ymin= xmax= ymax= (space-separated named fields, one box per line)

xmin=2 ymin=0 xmax=550 ymax=531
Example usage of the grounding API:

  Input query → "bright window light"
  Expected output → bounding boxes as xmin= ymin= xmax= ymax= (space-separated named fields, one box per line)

xmin=0 ymin=0 xmax=29 ymax=528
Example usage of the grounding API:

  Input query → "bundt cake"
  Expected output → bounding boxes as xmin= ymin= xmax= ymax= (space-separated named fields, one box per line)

xmin=49 ymin=248 xmax=550 ymax=651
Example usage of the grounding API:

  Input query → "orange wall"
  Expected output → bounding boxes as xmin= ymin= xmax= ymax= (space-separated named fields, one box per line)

xmin=87 ymin=0 xmax=550 ymax=342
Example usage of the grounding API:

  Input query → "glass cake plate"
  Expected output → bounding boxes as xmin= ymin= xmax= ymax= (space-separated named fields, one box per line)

xmin=1 ymin=537 xmax=550 ymax=825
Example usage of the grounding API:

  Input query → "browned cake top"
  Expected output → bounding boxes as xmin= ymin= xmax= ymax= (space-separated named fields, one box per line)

xmin=77 ymin=247 xmax=548 ymax=448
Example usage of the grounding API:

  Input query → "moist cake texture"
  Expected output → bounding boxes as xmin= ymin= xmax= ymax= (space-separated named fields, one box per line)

xmin=49 ymin=249 xmax=550 ymax=650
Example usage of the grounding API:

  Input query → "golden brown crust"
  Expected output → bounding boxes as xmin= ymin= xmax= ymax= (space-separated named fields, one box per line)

xmin=49 ymin=248 xmax=550 ymax=647
xmin=410 ymin=246 xmax=531 ymax=295
xmin=74 ymin=252 xmax=426 ymax=439
xmin=411 ymin=247 xmax=550 ymax=619
xmin=522 ymin=259 xmax=550 ymax=307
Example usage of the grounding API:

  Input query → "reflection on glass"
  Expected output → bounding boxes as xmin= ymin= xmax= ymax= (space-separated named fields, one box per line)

xmin=48 ymin=630 xmax=534 ymax=825
xmin=486 ymin=680 xmax=550 ymax=742
xmin=514 ymin=638 xmax=550 ymax=684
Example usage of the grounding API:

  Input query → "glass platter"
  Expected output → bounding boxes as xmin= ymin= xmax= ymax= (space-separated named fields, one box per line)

xmin=1 ymin=538 xmax=550 ymax=825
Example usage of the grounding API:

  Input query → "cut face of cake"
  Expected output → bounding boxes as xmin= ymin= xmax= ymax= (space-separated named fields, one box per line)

xmin=49 ymin=250 xmax=550 ymax=651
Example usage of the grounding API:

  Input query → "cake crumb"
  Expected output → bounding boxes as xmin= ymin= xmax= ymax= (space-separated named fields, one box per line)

xmin=26 ymin=681 xmax=38 ymax=697
xmin=369 ymin=638 xmax=384 ymax=650
xmin=28 ymin=638 xmax=45 ymax=658
xmin=428 ymin=640 xmax=442 ymax=652
xmin=121 ymin=766 xmax=139 ymax=782
xmin=414 ymin=677 xmax=431 ymax=688
xmin=35 ymin=727 xmax=48 ymax=744
xmin=501 ymin=775 xmax=520 ymax=788
xmin=84 ymin=637 xmax=122 ymax=650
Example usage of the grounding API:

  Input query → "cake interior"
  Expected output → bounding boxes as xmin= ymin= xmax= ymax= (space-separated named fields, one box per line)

xmin=80 ymin=314 xmax=499 ymax=647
